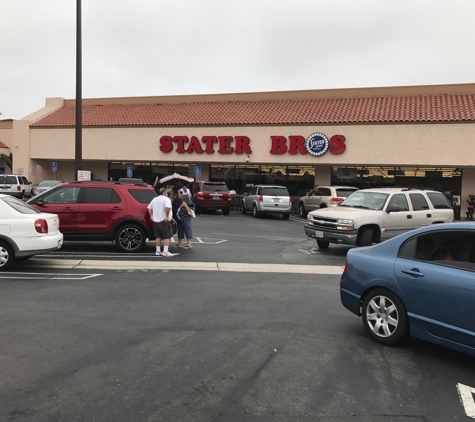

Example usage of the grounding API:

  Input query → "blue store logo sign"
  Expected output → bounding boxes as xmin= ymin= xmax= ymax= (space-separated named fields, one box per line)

xmin=305 ymin=132 xmax=330 ymax=156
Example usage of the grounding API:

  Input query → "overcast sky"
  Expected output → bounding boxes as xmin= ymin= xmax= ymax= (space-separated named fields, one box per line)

xmin=1 ymin=0 xmax=475 ymax=120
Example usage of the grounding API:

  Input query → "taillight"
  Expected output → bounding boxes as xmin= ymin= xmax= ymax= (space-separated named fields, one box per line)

xmin=343 ymin=261 xmax=348 ymax=272
xmin=227 ymin=195 xmax=232 ymax=202
xmin=35 ymin=219 xmax=48 ymax=233
xmin=331 ymin=197 xmax=344 ymax=203
xmin=259 ymin=195 xmax=263 ymax=202
xmin=197 ymin=192 xmax=204 ymax=199
xmin=17 ymin=185 xmax=21 ymax=191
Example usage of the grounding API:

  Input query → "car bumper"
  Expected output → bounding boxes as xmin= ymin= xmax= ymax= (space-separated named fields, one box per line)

xmin=14 ymin=233 xmax=64 ymax=257
xmin=259 ymin=206 xmax=292 ymax=213
xmin=304 ymin=224 xmax=358 ymax=245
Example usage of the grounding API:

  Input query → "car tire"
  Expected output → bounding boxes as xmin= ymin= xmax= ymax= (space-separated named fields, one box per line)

xmin=222 ymin=207 xmax=230 ymax=216
xmin=362 ymin=288 xmax=408 ymax=346
xmin=241 ymin=202 xmax=247 ymax=214
xmin=316 ymin=239 xmax=330 ymax=249
xmin=0 ymin=242 xmax=14 ymax=271
xmin=115 ymin=224 xmax=146 ymax=253
xmin=359 ymin=228 xmax=373 ymax=246
xmin=282 ymin=213 xmax=290 ymax=220
xmin=299 ymin=203 xmax=307 ymax=218
xmin=252 ymin=204 xmax=260 ymax=218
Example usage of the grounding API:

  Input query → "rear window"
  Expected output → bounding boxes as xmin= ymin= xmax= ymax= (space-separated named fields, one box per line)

xmin=426 ymin=192 xmax=452 ymax=209
xmin=128 ymin=189 xmax=157 ymax=203
xmin=0 ymin=176 xmax=17 ymax=184
xmin=203 ymin=183 xmax=228 ymax=192
xmin=335 ymin=188 xmax=358 ymax=197
xmin=38 ymin=180 xmax=61 ymax=187
xmin=2 ymin=196 xmax=40 ymax=214
xmin=260 ymin=187 xmax=289 ymax=196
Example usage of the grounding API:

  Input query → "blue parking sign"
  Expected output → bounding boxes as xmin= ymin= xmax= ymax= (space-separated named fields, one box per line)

xmin=127 ymin=167 xmax=133 ymax=178
xmin=195 ymin=166 xmax=201 ymax=177
xmin=52 ymin=162 xmax=57 ymax=172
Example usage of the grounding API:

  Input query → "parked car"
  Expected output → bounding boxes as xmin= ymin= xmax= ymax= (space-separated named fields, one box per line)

xmin=305 ymin=188 xmax=453 ymax=249
xmin=242 ymin=185 xmax=292 ymax=219
xmin=27 ymin=180 xmax=158 ymax=252
xmin=33 ymin=180 xmax=63 ymax=196
xmin=192 ymin=181 xmax=231 ymax=215
xmin=0 ymin=194 xmax=63 ymax=270
xmin=298 ymin=185 xmax=358 ymax=217
xmin=340 ymin=222 xmax=475 ymax=357
xmin=0 ymin=174 xmax=33 ymax=199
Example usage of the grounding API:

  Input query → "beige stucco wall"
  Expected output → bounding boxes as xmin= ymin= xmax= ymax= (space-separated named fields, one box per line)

xmin=29 ymin=123 xmax=475 ymax=167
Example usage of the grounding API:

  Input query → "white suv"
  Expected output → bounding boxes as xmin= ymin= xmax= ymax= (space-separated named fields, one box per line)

xmin=304 ymin=188 xmax=453 ymax=248
xmin=0 ymin=174 xmax=33 ymax=199
xmin=298 ymin=185 xmax=358 ymax=217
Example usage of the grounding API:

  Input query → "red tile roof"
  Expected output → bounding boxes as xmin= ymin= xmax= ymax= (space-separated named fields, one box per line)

xmin=0 ymin=141 xmax=8 ymax=148
xmin=31 ymin=93 xmax=475 ymax=128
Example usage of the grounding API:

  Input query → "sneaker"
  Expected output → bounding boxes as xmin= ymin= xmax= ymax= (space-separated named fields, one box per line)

xmin=161 ymin=251 xmax=179 ymax=257
xmin=155 ymin=251 xmax=162 ymax=256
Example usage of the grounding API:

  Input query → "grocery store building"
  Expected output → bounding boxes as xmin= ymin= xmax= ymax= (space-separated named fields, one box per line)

xmin=1 ymin=83 xmax=475 ymax=218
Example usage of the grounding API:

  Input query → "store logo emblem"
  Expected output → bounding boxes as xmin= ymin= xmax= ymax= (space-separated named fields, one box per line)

xmin=305 ymin=132 xmax=329 ymax=156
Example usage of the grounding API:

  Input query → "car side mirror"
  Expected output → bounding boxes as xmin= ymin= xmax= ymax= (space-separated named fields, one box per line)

xmin=35 ymin=198 xmax=44 ymax=205
xmin=387 ymin=205 xmax=400 ymax=213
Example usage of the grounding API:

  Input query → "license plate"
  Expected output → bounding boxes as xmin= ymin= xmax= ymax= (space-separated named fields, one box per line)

xmin=212 ymin=195 xmax=219 ymax=199
xmin=315 ymin=230 xmax=324 ymax=238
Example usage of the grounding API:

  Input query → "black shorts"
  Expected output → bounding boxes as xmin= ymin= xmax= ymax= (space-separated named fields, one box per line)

xmin=153 ymin=221 xmax=173 ymax=239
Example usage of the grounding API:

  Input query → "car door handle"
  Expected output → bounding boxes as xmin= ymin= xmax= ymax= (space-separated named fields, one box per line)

xmin=407 ymin=215 xmax=412 ymax=219
xmin=111 ymin=207 xmax=123 ymax=211
xmin=62 ymin=207 xmax=75 ymax=211
xmin=426 ymin=214 xmax=432 ymax=218
xmin=401 ymin=268 xmax=425 ymax=277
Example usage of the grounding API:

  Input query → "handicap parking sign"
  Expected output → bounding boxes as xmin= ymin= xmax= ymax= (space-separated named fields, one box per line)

xmin=195 ymin=166 xmax=201 ymax=177
xmin=127 ymin=167 xmax=133 ymax=178
xmin=52 ymin=162 xmax=57 ymax=172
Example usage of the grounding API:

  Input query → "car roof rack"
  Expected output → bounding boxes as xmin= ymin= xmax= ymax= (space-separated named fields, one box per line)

xmin=68 ymin=180 xmax=150 ymax=187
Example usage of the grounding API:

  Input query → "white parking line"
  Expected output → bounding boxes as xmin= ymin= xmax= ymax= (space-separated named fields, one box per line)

xmin=457 ymin=383 xmax=475 ymax=418
xmin=0 ymin=272 xmax=102 ymax=280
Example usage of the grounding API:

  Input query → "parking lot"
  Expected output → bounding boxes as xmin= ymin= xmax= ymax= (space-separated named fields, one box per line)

xmin=1 ymin=212 xmax=474 ymax=421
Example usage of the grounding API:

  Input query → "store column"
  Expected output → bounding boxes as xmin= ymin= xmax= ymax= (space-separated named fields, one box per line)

xmin=461 ymin=168 xmax=475 ymax=220
xmin=313 ymin=165 xmax=332 ymax=186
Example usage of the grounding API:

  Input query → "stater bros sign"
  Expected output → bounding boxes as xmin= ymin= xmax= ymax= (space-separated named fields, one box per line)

xmin=159 ymin=133 xmax=346 ymax=156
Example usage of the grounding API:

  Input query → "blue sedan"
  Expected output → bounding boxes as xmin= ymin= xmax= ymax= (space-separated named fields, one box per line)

xmin=340 ymin=222 xmax=475 ymax=356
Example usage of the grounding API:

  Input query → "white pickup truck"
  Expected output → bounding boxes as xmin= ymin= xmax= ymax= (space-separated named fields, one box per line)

xmin=304 ymin=188 xmax=454 ymax=248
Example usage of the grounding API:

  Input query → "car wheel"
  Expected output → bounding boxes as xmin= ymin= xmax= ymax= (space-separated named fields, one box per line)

xmin=241 ymin=202 xmax=247 ymax=214
xmin=299 ymin=203 xmax=307 ymax=218
xmin=362 ymin=289 xmax=408 ymax=346
xmin=316 ymin=239 xmax=330 ymax=249
xmin=222 ymin=207 xmax=230 ymax=216
xmin=359 ymin=228 xmax=373 ymax=246
xmin=252 ymin=204 xmax=260 ymax=218
xmin=0 ymin=242 xmax=14 ymax=271
xmin=115 ymin=224 xmax=146 ymax=253
xmin=282 ymin=213 xmax=290 ymax=220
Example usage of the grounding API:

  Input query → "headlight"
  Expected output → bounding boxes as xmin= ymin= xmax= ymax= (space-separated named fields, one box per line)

xmin=336 ymin=219 xmax=353 ymax=225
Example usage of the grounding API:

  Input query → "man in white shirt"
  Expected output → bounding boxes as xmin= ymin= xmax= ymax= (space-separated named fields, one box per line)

xmin=147 ymin=187 xmax=179 ymax=257
xmin=179 ymin=184 xmax=192 ymax=199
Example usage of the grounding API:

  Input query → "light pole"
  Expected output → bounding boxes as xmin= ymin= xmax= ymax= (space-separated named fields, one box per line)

xmin=75 ymin=0 xmax=82 ymax=180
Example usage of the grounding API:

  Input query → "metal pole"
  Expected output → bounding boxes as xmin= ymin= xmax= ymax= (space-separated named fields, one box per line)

xmin=75 ymin=0 xmax=82 ymax=180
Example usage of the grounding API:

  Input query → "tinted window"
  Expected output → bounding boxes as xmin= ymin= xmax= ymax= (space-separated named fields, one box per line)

xmin=426 ymin=192 xmax=452 ymax=209
xmin=261 ymin=187 xmax=289 ymax=196
xmin=409 ymin=193 xmax=429 ymax=211
xmin=21 ymin=177 xmax=29 ymax=185
xmin=84 ymin=188 xmax=121 ymax=204
xmin=388 ymin=194 xmax=409 ymax=211
xmin=2 ymin=196 xmax=40 ymax=214
xmin=43 ymin=187 xmax=81 ymax=204
xmin=249 ymin=187 xmax=257 ymax=195
xmin=128 ymin=189 xmax=157 ymax=203
xmin=335 ymin=189 xmax=358 ymax=197
xmin=203 ymin=183 xmax=228 ymax=192
xmin=0 ymin=176 xmax=17 ymax=184
xmin=406 ymin=231 xmax=475 ymax=271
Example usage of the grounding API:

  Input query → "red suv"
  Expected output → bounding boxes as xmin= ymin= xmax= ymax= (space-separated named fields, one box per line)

xmin=192 ymin=181 xmax=231 ymax=215
xmin=27 ymin=180 xmax=157 ymax=252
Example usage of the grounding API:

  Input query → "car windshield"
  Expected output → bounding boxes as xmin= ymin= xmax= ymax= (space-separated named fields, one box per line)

xmin=38 ymin=180 xmax=61 ymax=187
xmin=2 ymin=195 xmax=41 ymax=214
xmin=203 ymin=184 xmax=227 ymax=192
xmin=0 ymin=176 xmax=17 ymax=184
xmin=340 ymin=192 xmax=389 ymax=210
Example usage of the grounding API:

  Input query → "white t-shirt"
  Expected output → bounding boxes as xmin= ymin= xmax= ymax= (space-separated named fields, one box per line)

xmin=179 ymin=187 xmax=191 ymax=198
xmin=147 ymin=195 xmax=172 ymax=222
